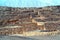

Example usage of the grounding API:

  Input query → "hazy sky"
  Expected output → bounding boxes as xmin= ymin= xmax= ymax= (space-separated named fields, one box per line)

xmin=0 ymin=0 xmax=60 ymax=7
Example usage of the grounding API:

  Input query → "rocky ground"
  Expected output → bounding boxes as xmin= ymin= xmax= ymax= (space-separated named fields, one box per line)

xmin=0 ymin=6 xmax=60 ymax=35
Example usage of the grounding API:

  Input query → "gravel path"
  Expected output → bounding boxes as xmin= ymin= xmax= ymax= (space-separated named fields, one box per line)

xmin=0 ymin=34 xmax=60 ymax=40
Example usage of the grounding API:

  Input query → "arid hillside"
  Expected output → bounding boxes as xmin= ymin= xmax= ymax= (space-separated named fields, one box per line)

xmin=0 ymin=6 xmax=60 ymax=35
